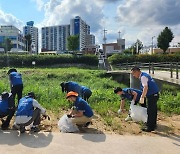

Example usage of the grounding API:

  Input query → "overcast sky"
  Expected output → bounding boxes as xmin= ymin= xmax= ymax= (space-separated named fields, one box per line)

xmin=0 ymin=0 xmax=180 ymax=48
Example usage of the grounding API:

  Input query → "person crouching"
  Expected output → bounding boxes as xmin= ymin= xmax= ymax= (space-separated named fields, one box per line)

xmin=13 ymin=92 xmax=47 ymax=133
xmin=66 ymin=91 xmax=93 ymax=127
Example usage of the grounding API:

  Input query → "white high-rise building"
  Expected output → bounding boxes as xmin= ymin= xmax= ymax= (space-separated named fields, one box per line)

xmin=70 ymin=16 xmax=94 ymax=51
xmin=86 ymin=34 xmax=95 ymax=46
xmin=23 ymin=21 xmax=38 ymax=54
xmin=0 ymin=25 xmax=25 ymax=52
xmin=41 ymin=25 xmax=70 ymax=52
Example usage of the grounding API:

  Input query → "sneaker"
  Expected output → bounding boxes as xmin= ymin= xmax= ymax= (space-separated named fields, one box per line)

xmin=30 ymin=126 xmax=40 ymax=132
xmin=20 ymin=126 xmax=26 ymax=133
xmin=84 ymin=122 xmax=91 ymax=127
xmin=12 ymin=124 xmax=20 ymax=130
xmin=125 ymin=115 xmax=132 ymax=121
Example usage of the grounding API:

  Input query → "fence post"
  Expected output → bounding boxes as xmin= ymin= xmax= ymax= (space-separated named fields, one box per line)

xmin=176 ymin=63 xmax=179 ymax=79
xmin=170 ymin=63 xmax=173 ymax=78
xmin=152 ymin=62 xmax=154 ymax=74
xmin=149 ymin=62 xmax=151 ymax=74
xmin=126 ymin=61 xmax=128 ymax=70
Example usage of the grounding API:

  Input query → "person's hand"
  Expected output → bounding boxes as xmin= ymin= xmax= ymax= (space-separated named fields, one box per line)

xmin=117 ymin=109 xmax=122 ymax=114
xmin=131 ymin=100 xmax=135 ymax=104
xmin=42 ymin=114 xmax=50 ymax=120
xmin=139 ymin=97 xmax=144 ymax=104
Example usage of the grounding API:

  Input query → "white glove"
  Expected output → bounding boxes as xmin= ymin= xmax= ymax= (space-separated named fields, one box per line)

xmin=131 ymin=100 xmax=135 ymax=105
xmin=117 ymin=109 xmax=122 ymax=114
xmin=139 ymin=97 xmax=144 ymax=104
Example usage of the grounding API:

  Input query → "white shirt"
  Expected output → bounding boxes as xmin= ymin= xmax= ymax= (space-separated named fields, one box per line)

xmin=15 ymin=99 xmax=46 ymax=125
xmin=140 ymin=73 xmax=148 ymax=87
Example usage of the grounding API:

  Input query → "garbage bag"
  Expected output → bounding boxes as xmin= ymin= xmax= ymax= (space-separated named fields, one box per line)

xmin=130 ymin=104 xmax=147 ymax=123
xmin=58 ymin=114 xmax=79 ymax=133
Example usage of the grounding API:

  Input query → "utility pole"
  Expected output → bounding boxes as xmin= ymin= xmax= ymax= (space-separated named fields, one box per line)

xmin=118 ymin=31 xmax=121 ymax=39
xmin=151 ymin=36 xmax=155 ymax=55
xmin=103 ymin=28 xmax=107 ymax=58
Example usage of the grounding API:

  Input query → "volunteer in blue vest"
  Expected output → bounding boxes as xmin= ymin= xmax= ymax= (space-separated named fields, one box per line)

xmin=13 ymin=92 xmax=48 ymax=133
xmin=7 ymin=68 xmax=23 ymax=103
xmin=114 ymin=87 xmax=146 ymax=121
xmin=66 ymin=91 xmax=93 ymax=127
xmin=60 ymin=81 xmax=82 ymax=96
xmin=0 ymin=92 xmax=15 ymax=130
xmin=81 ymin=86 xmax=92 ymax=101
xmin=131 ymin=66 xmax=159 ymax=132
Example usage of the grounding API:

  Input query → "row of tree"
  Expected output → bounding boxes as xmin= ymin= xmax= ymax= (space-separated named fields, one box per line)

xmin=124 ymin=27 xmax=174 ymax=54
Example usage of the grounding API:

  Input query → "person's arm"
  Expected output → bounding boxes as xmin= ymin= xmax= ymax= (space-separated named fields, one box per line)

xmin=73 ymin=110 xmax=84 ymax=117
xmin=120 ymin=99 xmax=125 ymax=110
xmin=131 ymin=90 xmax=138 ymax=102
xmin=140 ymin=76 xmax=148 ymax=103
xmin=32 ymin=99 xmax=46 ymax=114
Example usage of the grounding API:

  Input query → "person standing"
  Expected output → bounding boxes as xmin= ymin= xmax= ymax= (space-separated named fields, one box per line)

xmin=0 ymin=92 xmax=15 ymax=130
xmin=114 ymin=87 xmax=146 ymax=121
xmin=131 ymin=67 xmax=159 ymax=132
xmin=7 ymin=68 xmax=23 ymax=103
xmin=13 ymin=92 xmax=47 ymax=133
xmin=66 ymin=91 xmax=93 ymax=127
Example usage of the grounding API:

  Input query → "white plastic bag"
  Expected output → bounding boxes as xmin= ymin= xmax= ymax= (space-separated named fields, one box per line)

xmin=130 ymin=104 xmax=147 ymax=123
xmin=58 ymin=114 xmax=79 ymax=133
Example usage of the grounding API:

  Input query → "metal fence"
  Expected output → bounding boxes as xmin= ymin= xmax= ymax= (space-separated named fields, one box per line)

xmin=115 ymin=62 xmax=180 ymax=79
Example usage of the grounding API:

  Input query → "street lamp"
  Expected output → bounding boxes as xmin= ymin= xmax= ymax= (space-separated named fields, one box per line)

xmin=151 ymin=36 xmax=155 ymax=55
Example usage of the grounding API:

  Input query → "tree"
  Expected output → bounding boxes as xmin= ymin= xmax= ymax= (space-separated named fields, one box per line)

xmin=0 ymin=38 xmax=13 ymax=53
xmin=25 ymin=34 xmax=32 ymax=53
xmin=67 ymin=35 xmax=79 ymax=52
xmin=130 ymin=39 xmax=143 ymax=54
xmin=157 ymin=27 xmax=174 ymax=54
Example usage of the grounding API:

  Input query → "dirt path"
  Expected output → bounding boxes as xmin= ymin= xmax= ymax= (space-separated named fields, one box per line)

xmin=39 ymin=111 xmax=180 ymax=137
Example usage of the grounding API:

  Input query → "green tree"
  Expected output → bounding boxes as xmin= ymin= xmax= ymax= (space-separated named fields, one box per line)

xmin=25 ymin=34 xmax=32 ymax=52
xmin=123 ymin=48 xmax=132 ymax=55
xmin=67 ymin=35 xmax=79 ymax=52
xmin=157 ymin=27 xmax=174 ymax=54
xmin=130 ymin=39 xmax=143 ymax=54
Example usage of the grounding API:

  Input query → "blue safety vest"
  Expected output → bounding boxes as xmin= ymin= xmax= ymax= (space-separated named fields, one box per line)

xmin=16 ymin=96 xmax=33 ymax=116
xmin=67 ymin=81 xmax=82 ymax=96
xmin=0 ymin=99 xmax=9 ymax=113
xmin=10 ymin=72 xmax=23 ymax=86
xmin=122 ymin=88 xmax=142 ymax=101
xmin=74 ymin=97 xmax=93 ymax=117
xmin=140 ymin=72 xmax=159 ymax=96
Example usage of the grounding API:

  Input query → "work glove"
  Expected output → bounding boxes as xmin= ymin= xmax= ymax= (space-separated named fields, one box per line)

xmin=131 ymin=100 xmax=135 ymax=105
xmin=139 ymin=97 xmax=145 ymax=104
xmin=117 ymin=109 xmax=122 ymax=114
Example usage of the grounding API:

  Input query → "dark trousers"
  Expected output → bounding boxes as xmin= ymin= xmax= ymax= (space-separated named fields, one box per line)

xmin=0 ymin=109 xmax=15 ymax=128
xmin=11 ymin=84 xmax=23 ymax=103
xmin=19 ymin=108 xmax=41 ymax=127
xmin=83 ymin=91 xmax=92 ymax=101
xmin=147 ymin=93 xmax=159 ymax=130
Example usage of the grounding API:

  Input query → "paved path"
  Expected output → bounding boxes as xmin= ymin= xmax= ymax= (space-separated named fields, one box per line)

xmin=107 ymin=70 xmax=180 ymax=85
xmin=0 ymin=130 xmax=179 ymax=154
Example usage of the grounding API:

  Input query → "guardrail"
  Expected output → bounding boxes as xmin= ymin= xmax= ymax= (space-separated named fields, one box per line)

xmin=115 ymin=62 xmax=179 ymax=79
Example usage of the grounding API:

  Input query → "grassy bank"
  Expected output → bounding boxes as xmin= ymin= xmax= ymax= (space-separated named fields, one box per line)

xmin=0 ymin=67 xmax=179 ymax=129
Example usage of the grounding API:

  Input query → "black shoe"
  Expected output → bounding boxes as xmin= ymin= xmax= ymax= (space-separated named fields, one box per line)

xmin=1 ymin=122 xmax=9 ymax=130
xmin=84 ymin=122 xmax=91 ymax=128
xmin=20 ymin=126 xmax=26 ymax=133
xmin=142 ymin=127 xmax=154 ymax=132
xmin=31 ymin=126 xmax=40 ymax=132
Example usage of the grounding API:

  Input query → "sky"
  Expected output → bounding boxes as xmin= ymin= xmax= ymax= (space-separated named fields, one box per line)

xmin=0 ymin=0 xmax=180 ymax=48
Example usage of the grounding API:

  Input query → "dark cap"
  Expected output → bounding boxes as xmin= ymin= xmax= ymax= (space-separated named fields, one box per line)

xmin=131 ymin=66 xmax=141 ymax=71
xmin=28 ymin=92 xmax=35 ymax=98
xmin=114 ymin=87 xmax=122 ymax=93
xmin=7 ymin=68 xmax=17 ymax=75
xmin=1 ymin=92 xmax=9 ymax=99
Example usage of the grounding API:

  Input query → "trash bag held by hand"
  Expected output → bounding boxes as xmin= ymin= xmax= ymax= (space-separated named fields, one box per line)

xmin=130 ymin=104 xmax=147 ymax=123
xmin=58 ymin=114 xmax=79 ymax=133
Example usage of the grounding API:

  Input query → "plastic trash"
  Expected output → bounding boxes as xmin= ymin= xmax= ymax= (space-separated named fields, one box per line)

xmin=58 ymin=114 xmax=79 ymax=133
xmin=130 ymin=103 xmax=147 ymax=123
